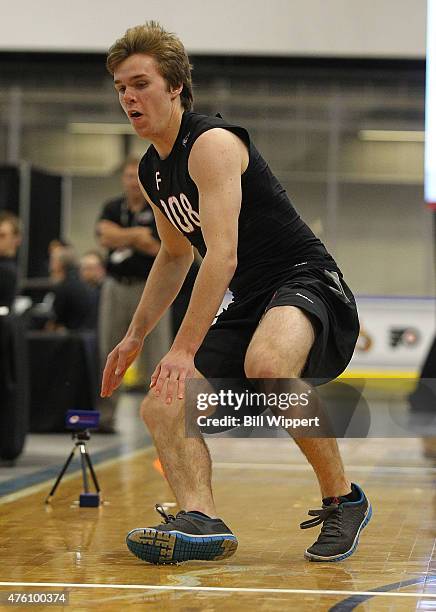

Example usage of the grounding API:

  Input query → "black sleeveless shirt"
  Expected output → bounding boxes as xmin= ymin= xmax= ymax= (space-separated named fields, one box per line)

xmin=138 ymin=111 xmax=338 ymax=298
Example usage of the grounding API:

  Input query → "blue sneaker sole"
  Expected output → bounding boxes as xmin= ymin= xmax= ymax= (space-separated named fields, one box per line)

xmin=126 ymin=528 xmax=238 ymax=564
xmin=304 ymin=502 xmax=372 ymax=562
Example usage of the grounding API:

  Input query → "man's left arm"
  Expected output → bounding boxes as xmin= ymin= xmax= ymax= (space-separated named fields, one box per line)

xmin=151 ymin=128 xmax=244 ymax=403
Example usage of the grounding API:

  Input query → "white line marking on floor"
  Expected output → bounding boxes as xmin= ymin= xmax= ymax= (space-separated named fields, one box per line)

xmin=214 ymin=462 xmax=436 ymax=474
xmin=0 ymin=581 xmax=434 ymax=599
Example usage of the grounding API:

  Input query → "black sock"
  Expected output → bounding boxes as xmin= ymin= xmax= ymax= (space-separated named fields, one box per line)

xmin=187 ymin=510 xmax=213 ymax=519
xmin=343 ymin=485 xmax=360 ymax=502
xmin=323 ymin=484 xmax=360 ymax=505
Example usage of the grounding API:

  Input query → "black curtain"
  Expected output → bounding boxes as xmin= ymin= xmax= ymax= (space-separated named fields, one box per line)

xmin=0 ymin=165 xmax=20 ymax=215
xmin=27 ymin=169 xmax=62 ymax=277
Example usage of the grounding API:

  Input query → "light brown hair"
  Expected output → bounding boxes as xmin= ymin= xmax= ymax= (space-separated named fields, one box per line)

xmin=106 ymin=21 xmax=194 ymax=111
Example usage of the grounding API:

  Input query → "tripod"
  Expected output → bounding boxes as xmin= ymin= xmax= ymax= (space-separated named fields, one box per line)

xmin=45 ymin=430 xmax=101 ymax=507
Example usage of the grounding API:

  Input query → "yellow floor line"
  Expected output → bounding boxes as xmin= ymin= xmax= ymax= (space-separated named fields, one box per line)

xmin=340 ymin=370 xmax=418 ymax=379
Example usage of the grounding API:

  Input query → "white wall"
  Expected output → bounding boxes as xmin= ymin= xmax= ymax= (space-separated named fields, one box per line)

xmin=0 ymin=0 xmax=426 ymax=58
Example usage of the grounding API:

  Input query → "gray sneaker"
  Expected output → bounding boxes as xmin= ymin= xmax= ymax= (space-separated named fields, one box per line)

xmin=126 ymin=505 xmax=238 ymax=564
xmin=300 ymin=483 xmax=372 ymax=562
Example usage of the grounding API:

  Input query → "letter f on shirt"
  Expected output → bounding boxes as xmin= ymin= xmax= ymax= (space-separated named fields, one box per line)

xmin=155 ymin=172 xmax=162 ymax=191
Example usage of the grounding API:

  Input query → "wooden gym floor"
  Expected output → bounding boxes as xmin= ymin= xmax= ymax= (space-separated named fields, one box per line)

xmin=0 ymin=436 xmax=435 ymax=611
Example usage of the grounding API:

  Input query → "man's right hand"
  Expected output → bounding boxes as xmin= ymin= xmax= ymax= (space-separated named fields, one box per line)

xmin=101 ymin=335 xmax=144 ymax=397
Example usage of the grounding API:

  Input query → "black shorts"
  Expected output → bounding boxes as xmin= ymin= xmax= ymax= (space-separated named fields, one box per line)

xmin=194 ymin=265 xmax=359 ymax=384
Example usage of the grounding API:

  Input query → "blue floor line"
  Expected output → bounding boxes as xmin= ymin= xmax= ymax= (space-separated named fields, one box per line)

xmin=0 ymin=434 xmax=152 ymax=497
xmin=329 ymin=576 xmax=436 ymax=611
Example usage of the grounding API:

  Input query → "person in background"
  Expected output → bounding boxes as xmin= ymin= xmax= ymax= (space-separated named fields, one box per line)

xmin=96 ymin=156 xmax=171 ymax=432
xmin=0 ymin=211 xmax=22 ymax=311
xmin=80 ymin=250 xmax=106 ymax=289
xmin=80 ymin=250 xmax=106 ymax=331
xmin=408 ymin=335 xmax=436 ymax=460
xmin=48 ymin=245 xmax=94 ymax=331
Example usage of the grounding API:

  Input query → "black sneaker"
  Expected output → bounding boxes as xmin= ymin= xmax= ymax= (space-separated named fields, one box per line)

xmin=300 ymin=483 xmax=372 ymax=562
xmin=126 ymin=504 xmax=238 ymax=564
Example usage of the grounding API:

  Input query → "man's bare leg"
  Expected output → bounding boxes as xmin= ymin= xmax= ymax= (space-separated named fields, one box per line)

xmin=140 ymin=379 xmax=217 ymax=517
xmin=128 ymin=380 xmax=237 ymax=565
xmin=245 ymin=305 xmax=351 ymax=498
xmin=293 ymin=437 xmax=350 ymax=498
xmin=244 ymin=305 xmax=372 ymax=562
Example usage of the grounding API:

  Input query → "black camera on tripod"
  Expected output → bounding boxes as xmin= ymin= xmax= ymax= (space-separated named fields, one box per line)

xmin=45 ymin=410 xmax=101 ymax=507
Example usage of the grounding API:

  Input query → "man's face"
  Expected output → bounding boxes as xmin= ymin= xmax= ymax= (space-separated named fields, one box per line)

xmin=49 ymin=248 xmax=64 ymax=280
xmin=80 ymin=255 xmax=105 ymax=286
xmin=0 ymin=221 xmax=20 ymax=257
xmin=122 ymin=162 xmax=142 ymax=199
xmin=114 ymin=53 xmax=180 ymax=139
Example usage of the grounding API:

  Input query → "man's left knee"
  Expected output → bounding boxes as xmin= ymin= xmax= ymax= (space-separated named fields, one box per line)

xmin=244 ymin=352 xmax=302 ymax=379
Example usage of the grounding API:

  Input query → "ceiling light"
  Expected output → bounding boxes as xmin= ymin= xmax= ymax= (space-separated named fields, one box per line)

xmin=358 ymin=130 xmax=424 ymax=142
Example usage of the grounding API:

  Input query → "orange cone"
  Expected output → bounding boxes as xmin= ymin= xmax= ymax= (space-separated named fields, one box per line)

xmin=152 ymin=458 xmax=165 ymax=476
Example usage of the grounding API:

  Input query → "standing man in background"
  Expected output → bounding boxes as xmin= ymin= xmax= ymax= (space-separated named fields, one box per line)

xmin=96 ymin=157 xmax=171 ymax=432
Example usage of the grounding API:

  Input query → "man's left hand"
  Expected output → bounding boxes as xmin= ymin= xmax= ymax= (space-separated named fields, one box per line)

xmin=150 ymin=349 xmax=196 ymax=404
